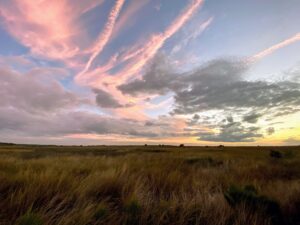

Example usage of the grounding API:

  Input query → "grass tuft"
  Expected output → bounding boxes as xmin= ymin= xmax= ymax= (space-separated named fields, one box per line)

xmin=16 ymin=212 xmax=43 ymax=225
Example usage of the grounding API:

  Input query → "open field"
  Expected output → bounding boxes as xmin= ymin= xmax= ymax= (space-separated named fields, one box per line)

xmin=0 ymin=144 xmax=299 ymax=225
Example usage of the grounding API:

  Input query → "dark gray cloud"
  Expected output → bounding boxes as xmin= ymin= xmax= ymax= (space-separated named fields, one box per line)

xmin=119 ymin=58 xmax=247 ymax=97
xmin=266 ymin=127 xmax=275 ymax=135
xmin=173 ymin=80 xmax=300 ymax=114
xmin=119 ymin=55 xmax=179 ymax=95
xmin=94 ymin=89 xmax=123 ymax=108
xmin=119 ymin=57 xmax=300 ymax=115
xmin=272 ymin=107 xmax=300 ymax=118
xmin=119 ymin=56 xmax=300 ymax=142
xmin=199 ymin=121 xmax=262 ymax=142
xmin=243 ymin=113 xmax=262 ymax=123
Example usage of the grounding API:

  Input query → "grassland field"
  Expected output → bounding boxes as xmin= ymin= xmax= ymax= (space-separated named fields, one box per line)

xmin=0 ymin=143 xmax=299 ymax=225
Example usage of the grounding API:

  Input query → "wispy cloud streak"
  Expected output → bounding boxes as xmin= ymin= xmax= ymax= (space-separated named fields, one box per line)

xmin=78 ymin=0 xmax=205 ymax=88
xmin=172 ymin=16 xmax=213 ymax=54
xmin=250 ymin=33 xmax=300 ymax=61
xmin=111 ymin=0 xmax=150 ymax=40
xmin=118 ymin=0 xmax=204 ymax=81
xmin=78 ymin=0 xmax=126 ymax=79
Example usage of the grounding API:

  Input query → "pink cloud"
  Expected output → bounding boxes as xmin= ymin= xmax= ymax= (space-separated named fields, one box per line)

xmin=0 ymin=0 xmax=104 ymax=60
xmin=250 ymin=32 xmax=300 ymax=61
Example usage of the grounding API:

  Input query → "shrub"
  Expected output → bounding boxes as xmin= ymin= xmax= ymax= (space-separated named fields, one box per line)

xmin=123 ymin=199 xmax=142 ymax=225
xmin=17 ymin=212 xmax=43 ymax=225
xmin=179 ymin=144 xmax=185 ymax=147
xmin=124 ymin=199 xmax=141 ymax=215
xmin=185 ymin=157 xmax=223 ymax=167
xmin=224 ymin=185 xmax=282 ymax=225
xmin=94 ymin=203 xmax=108 ymax=221
xmin=270 ymin=150 xmax=283 ymax=159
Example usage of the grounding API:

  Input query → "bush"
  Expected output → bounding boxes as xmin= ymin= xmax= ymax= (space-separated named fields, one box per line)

xmin=224 ymin=185 xmax=282 ymax=225
xmin=94 ymin=203 xmax=108 ymax=221
xmin=179 ymin=144 xmax=185 ymax=147
xmin=123 ymin=199 xmax=142 ymax=225
xmin=17 ymin=212 xmax=43 ymax=225
xmin=185 ymin=157 xmax=223 ymax=167
xmin=270 ymin=150 xmax=283 ymax=159
xmin=124 ymin=199 xmax=141 ymax=215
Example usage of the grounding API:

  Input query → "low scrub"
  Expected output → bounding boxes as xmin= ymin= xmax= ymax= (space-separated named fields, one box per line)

xmin=16 ymin=212 xmax=43 ymax=225
xmin=184 ymin=157 xmax=223 ymax=167
xmin=224 ymin=185 xmax=282 ymax=225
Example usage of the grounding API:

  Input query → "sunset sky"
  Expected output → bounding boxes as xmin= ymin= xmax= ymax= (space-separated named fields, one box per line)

xmin=0 ymin=0 xmax=299 ymax=145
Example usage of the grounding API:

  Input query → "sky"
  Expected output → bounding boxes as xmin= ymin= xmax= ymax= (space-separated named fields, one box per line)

xmin=0 ymin=0 xmax=299 ymax=145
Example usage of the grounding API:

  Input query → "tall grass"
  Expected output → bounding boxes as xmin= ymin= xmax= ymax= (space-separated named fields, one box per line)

xmin=0 ymin=145 xmax=299 ymax=225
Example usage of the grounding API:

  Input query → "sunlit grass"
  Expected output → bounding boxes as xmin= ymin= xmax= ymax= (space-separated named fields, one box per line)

xmin=0 ymin=144 xmax=299 ymax=225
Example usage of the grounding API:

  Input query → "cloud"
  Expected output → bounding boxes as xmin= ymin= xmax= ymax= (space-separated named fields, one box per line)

xmin=0 ymin=67 xmax=81 ymax=114
xmin=94 ymin=89 xmax=123 ymax=108
xmin=111 ymin=0 xmax=150 ymax=40
xmin=0 ymin=67 xmax=190 ymax=140
xmin=283 ymin=138 xmax=300 ymax=146
xmin=117 ymin=0 xmax=204 ymax=81
xmin=78 ymin=0 xmax=126 ymax=77
xmin=120 ymin=58 xmax=246 ymax=96
xmin=0 ymin=0 xmax=104 ymax=60
xmin=177 ymin=71 xmax=300 ymax=115
xmin=121 ymin=57 xmax=300 ymax=115
xmin=0 ymin=108 xmax=138 ymax=137
xmin=118 ymin=56 xmax=300 ymax=142
xmin=199 ymin=121 xmax=262 ymax=142
xmin=171 ymin=16 xmax=214 ymax=54
xmin=250 ymin=32 xmax=300 ymax=61
xmin=1 ymin=0 xmax=299 ymax=145
xmin=243 ymin=113 xmax=262 ymax=123
xmin=0 ymin=106 xmax=190 ymax=141
xmin=266 ymin=127 xmax=275 ymax=135
xmin=0 ymin=55 xmax=34 ymax=69
xmin=118 ymin=54 xmax=177 ymax=95
xmin=76 ymin=0 xmax=204 ymax=88
xmin=0 ymin=65 xmax=177 ymax=141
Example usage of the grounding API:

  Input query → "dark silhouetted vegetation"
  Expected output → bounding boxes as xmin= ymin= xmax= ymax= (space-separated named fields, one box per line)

xmin=270 ymin=150 xmax=283 ymax=159
xmin=224 ymin=185 xmax=282 ymax=225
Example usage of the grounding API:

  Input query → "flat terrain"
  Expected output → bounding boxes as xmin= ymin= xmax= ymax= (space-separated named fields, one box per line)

xmin=0 ymin=144 xmax=299 ymax=225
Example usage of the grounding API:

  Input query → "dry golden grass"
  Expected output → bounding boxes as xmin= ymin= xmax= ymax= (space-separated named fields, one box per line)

xmin=0 ymin=144 xmax=299 ymax=225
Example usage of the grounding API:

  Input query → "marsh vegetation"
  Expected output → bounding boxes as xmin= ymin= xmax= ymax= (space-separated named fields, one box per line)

xmin=0 ymin=144 xmax=299 ymax=225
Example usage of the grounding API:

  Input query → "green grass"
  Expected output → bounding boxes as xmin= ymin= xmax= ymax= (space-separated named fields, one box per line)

xmin=0 ymin=144 xmax=299 ymax=225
